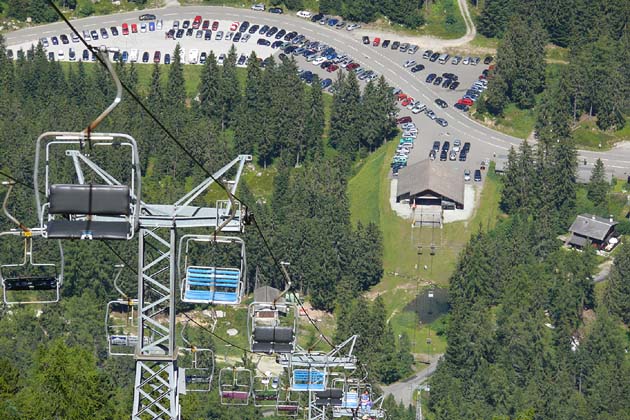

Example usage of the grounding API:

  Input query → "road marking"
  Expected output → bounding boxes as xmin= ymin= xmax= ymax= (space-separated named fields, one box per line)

xmin=43 ymin=30 xmax=54 ymax=34
xmin=164 ymin=13 xmax=177 ymax=16
xmin=104 ymin=20 xmax=117 ymax=24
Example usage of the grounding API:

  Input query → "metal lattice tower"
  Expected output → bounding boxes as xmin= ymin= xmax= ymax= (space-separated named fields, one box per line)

xmin=132 ymin=155 xmax=251 ymax=419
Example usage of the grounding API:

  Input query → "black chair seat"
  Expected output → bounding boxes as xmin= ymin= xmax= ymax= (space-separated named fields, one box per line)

xmin=47 ymin=220 xmax=130 ymax=240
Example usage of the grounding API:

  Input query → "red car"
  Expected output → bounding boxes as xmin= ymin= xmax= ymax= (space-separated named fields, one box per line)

xmin=396 ymin=92 xmax=408 ymax=101
xmin=397 ymin=116 xmax=412 ymax=124
xmin=153 ymin=51 xmax=161 ymax=63
xmin=326 ymin=64 xmax=339 ymax=72
xmin=192 ymin=15 xmax=202 ymax=29
xmin=401 ymin=97 xmax=413 ymax=107
xmin=202 ymin=20 xmax=210 ymax=30
xmin=347 ymin=62 xmax=360 ymax=71
xmin=229 ymin=21 xmax=239 ymax=31
xmin=212 ymin=21 xmax=219 ymax=31
xmin=131 ymin=23 xmax=138 ymax=33
xmin=373 ymin=37 xmax=381 ymax=47
xmin=122 ymin=23 xmax=129 ymax=35
xmin=458 ymin=98 xmax=473 ymax=106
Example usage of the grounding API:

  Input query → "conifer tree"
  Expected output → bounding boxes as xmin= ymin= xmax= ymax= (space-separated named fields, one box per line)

xmin=198 ymin=51 xmax=222 ymax=122
xmin=603 ymin=242 xmax=630 ymax=323
xmin=220 ymin=45 xmax=241 ymax=130
xmin=587 ymin=158 xmax=608 ymax=204
xmin=302 ymin=74 xmax=325 ymax=162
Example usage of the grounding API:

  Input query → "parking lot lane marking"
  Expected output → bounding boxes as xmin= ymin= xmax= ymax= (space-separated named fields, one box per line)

xmin=43 ymin=30 xmax=54 ymax=34
xmin=164 ymin=13 xmax=177 ymax=16
xmin=104 ymin=20 xmax=117 ymax=24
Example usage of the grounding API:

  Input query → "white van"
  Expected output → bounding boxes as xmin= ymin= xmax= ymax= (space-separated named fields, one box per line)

xmin=188 ymin=48 xmax=198 ymax=64
xmin=438 ymin=53 xmax=450 ymax=64
xmin=130 ymin=48 xmax=138 ymax=62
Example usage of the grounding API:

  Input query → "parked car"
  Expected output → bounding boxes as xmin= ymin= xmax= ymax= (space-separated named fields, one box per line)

xmin=464 ymin=169 xmax=471 ymax=181
xmin=397 ymin=116 xmax=412 ymax=124
xmin=382 ymin=40 xmax=391 ymax=48
xmin=142 ymin=51 xmax=149 ymax=63
xmin=362 ymin=36 xmax=370 ymax=45
xmin=426 ymin=73 xmax=436 ymax=83
xmin=391 ymin=41 xmax=400 ymax=50
xmin=297 ymin=10 xmax=311 ymax=18
xmin=440 ymin=150 xmax=448 ymax=161
xmin=435 ymin=98 xmax=448 ymax=108
xmin=258 ymin=38 xmax=271 ymax=46
xmin=346 ymin=23 xmax=361 ymax=31
xmin=139 ymin=13 xmax=156 ymax=21
xmin=373 ymin=37 xmax=380 ymax=47
xmin=269 ymin=7 xmax=283 ymax=13
xmin=212 ymin=21 xmax=219 ymax=31
xmin=484 ymin=55 xmax=493 ymax=64
xmin=474 ymin=169 xmax=482 ymax=182
xmin=153 ymin=51 xmax=161 ymax=63
xmin=422 ymin=49 xmax=433 ymax=59
xmin=164 ymin=53 xmax=171 ymax=64
xmin=251 ymin=3 xmax=265 ymax=11
xmin=403 ymin=59 xmax=416 ymax=68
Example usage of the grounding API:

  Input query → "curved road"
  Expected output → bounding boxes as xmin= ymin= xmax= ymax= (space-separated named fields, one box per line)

xmin=5 ymin=5 xmax=629 ymax=178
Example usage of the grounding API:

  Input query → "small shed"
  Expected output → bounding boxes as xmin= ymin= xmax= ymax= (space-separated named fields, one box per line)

xmin=567 ymin=214 xmax=618 ymax=250
xmin=396 ymin=160 xmax=465 ymax=210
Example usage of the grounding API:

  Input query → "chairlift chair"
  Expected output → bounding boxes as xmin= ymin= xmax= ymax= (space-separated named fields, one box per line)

xmin=276 ymin=386 xmax=300 ymax=417
xmin=1 ymin=181 xmax=64 ymax=305
xmin=252 ymin=373 xmax=281 ymax=407
xmin=33 ymin=48 xmax=141 ymax=241
xmin=179 ymin=234 xmax=246 ymax=305
xmin=104 ymin=264 xmax=141 ymax=356
xmin=291 ymin=368 xmax=326 ymax=392
xmin=179 ymin=347 xmax=215 ymax=392
xmin=248 ymin=301 xmax=297 ymax=354
xmin=218 ymin=367 xmax=253 ymax=405
xmin=105 ymin=298 xmax=140 ymax=356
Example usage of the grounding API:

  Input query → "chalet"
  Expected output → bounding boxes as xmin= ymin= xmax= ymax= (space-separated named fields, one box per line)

xmin=567 ymin=214 xmax=618 ymax=250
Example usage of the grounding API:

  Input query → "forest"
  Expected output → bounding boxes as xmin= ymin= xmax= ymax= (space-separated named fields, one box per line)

xmin=426 ymin=2 xmax=630 ymax=416
xmin=0 ymin=37 xmax=417 ymax=419
xmin=478 ymin=0 xmax=629 ymax=131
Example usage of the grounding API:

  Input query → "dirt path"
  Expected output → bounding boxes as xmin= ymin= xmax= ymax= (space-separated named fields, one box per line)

xmin=355 ymin=0 xmax=477 ymax=50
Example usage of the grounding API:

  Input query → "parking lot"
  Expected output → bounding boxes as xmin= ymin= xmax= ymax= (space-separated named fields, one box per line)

xmin=7 ymin=7 xmax=627 ymax=213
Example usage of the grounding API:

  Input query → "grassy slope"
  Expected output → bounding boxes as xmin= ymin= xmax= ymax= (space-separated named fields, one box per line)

xmin=348 ymin=140 xmax=502 ymax=354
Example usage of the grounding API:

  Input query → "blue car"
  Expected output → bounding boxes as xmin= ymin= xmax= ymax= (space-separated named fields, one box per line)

xmin=122 ymin=51 xmax=128 ymax=62
xmin=328 ymin=19 xmax=339 ymax=26
xmin=320 ymin=78 xmax=332 ymax=89
xmin=149 ymin=21 xmax=155 ymax=31
xmin=326 ymin=52 xmax=337 ymax=60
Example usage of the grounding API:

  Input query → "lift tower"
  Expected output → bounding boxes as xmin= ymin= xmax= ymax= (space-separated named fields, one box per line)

xmin=132 ymin=155 xmax=250 ymax=419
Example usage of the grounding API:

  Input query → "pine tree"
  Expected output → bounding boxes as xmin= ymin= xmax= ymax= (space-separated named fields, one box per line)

xmin=549 ymin=138 xmax=577 ymax=225
xmin=220 ymin=45 xmax=241 ymax=130
xmin=587 ymin=158 xmax=608 ymax=204
xmin=535 ymin=76 xmax=572 ymax=151
xmin=234 ymin=52 xmax=262 ymax=154
xmin=302 ymin=74 xmax=325 ymax=162
xmin=603 ymin=241 xmax=630 ymax=323
xmin=198 ymin=51 xmax=222 ymax=122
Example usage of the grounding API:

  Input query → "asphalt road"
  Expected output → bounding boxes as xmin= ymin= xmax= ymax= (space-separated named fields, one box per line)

xmin=5 ymin=5 xmax=629 ymax=181
xmin=381 ymin=353 xmax=442 ymax=406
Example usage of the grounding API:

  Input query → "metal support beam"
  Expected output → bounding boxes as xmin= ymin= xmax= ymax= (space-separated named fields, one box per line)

xmin=133 ymin=227 xmax=179 ymax=419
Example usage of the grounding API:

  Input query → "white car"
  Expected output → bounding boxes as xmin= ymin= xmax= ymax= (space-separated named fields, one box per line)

xmin=312 ymin=56 xmax=326 ymax=65
xmin=130 ymin=48 xmax=138 ymax=62
xmin=346 ymin=23 xmax=361 ymax=31
xmin=453 ymin=140 xmax=461 ymax=152
xmin=462 ymin=56 xmax=471 ymax=65
xmin=57 ymin=49 xmax=64 ymax=59
xmin=297 ymin=10 xmax=312 ymax=18
xmin=218 ymin=53 xmax=226 ymax=65
xmin=140 ymin=23 xmax=147 ymax=33
xmin=403 ymin=59 xmax=416 ymax=68
xmin=251 ymin=3 xmax=265 ymax=11
xmin=464 ymin=169 xmax=471 ymax=181
xmin=156 ymin=20 xmax=163 ymax=30
xmin=189 ymin=49 xmax=198 ymax=64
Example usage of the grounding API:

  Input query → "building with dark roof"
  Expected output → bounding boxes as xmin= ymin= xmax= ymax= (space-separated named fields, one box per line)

xmin=396 ymin=160 xmax=464 ymax=210
xmin=567 ymin=214 xmax=618 ymax=249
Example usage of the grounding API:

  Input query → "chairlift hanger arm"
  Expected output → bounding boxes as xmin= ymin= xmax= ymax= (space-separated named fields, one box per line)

xmin=2 ymin=181 xmax=30 ymax=233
